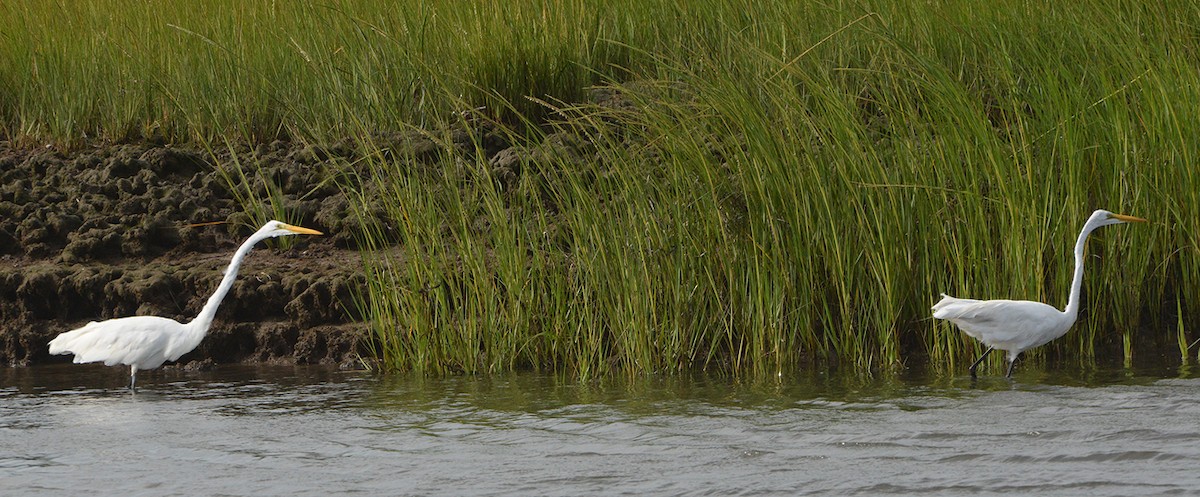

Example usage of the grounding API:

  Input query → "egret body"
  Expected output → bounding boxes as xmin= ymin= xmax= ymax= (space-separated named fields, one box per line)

xmin=932 ymin=209 xmax=1146 ymax=378
xmin=48 ymin=220 xmax=322 ymax=390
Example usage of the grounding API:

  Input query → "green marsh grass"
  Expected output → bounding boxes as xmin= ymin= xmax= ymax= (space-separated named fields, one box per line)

xmin=3 ymin=1 xmax=1199 ymax=375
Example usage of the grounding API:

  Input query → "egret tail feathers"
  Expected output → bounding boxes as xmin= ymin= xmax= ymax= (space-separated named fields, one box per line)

xmin=931 ymin=293 xmax=958 ymax=316
xmin=931 ymin=293 xmax=984 ymax=320
xmin=46 ymin=321 xmax=101 ymax=355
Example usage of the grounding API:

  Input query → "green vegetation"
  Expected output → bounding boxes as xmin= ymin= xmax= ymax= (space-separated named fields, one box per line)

xmin=2 ymin=0 xmax=1198 ymax=376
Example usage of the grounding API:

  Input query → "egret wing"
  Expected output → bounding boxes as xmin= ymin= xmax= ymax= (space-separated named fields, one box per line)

xmin=933 ymin=298 xmax=1066 ymax=350
xmin=48 ymin=316 xmax=183 ymax=369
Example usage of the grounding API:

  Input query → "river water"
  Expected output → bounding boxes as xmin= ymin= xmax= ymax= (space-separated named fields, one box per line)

xmin=3 ymin=362 xmax=1199 ymax=496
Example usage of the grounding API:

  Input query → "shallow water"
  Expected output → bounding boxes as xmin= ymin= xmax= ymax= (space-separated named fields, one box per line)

xmin=3 ymin=363 xmax=1200 ymax=496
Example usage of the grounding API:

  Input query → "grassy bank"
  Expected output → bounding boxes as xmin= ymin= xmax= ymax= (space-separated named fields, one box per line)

xmin=3 ymin=1 xmax=1198 ymax=376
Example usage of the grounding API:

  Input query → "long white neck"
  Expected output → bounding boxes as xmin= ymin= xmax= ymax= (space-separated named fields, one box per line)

xmin=1063 ymin=221 xmax=1100 ymax=319
xmin=186 ymin=231 xmax=272 ymax=334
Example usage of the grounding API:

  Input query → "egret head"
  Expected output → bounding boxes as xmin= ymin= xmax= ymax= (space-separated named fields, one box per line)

xmin=1088 ymin=209 xmax=1147 ymax=229
xmin=258 ymin=220 xmax=324 ymax=238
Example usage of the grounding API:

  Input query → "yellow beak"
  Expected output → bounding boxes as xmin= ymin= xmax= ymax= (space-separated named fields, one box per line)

xmin=282 ymin=223 xmax=324 ymax=235
xmin=1110 ymin=213 xmax=1148 ymax=223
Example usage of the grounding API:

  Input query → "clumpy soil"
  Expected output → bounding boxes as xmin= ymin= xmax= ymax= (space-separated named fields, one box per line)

xmin=0 ymin=140 xmax=367 ymax=368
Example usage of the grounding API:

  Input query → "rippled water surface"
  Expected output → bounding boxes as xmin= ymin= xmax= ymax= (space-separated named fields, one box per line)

xmin=4 ymin=363 xmax=1200 ymax=496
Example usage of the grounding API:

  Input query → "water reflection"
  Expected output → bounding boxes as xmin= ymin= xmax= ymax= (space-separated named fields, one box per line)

xmin=2 ymin=362 xmax=1199 ymax=496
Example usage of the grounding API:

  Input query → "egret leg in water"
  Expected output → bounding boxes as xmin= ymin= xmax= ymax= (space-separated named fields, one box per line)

xmin=933 ymin=209 xmax=1146 ymax=378
xmin=967 ymin=347 xmax=994 ymax=379
xmin=1005 ymin=356 xmax=1019 ymax=378
xmin=48 ymin=220 xmax=323 ymax=391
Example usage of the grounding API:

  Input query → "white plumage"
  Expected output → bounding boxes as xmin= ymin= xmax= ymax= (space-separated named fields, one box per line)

xmin=48 ymin=220 xmax=322 ymax=390
xmin=933 ymin=209 xmax=1146 ymax=378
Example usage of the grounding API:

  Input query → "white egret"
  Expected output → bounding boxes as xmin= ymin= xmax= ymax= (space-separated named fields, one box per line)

xmin=932 ymin=209 xmax=1146 ymax=378
xmin=48 ymin=220 xmax=323 ymax=390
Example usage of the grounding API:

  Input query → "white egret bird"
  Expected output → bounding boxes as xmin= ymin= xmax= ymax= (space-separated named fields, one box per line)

xmin=48 ymin=220 xmax=323 ymax=390
xmin=932 ymin=209 xmax=1146 ymax=378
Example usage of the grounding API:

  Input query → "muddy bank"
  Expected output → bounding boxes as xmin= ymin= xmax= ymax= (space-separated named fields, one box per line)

xmin=0 ymin=139 xmax=368 ymax=368
xmin=0 ymin=88 xmax=630 ymax=370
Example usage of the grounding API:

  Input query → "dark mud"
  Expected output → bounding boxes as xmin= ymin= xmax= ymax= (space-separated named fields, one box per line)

xmin=0 ymin=140 xmax=366 ymax=368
